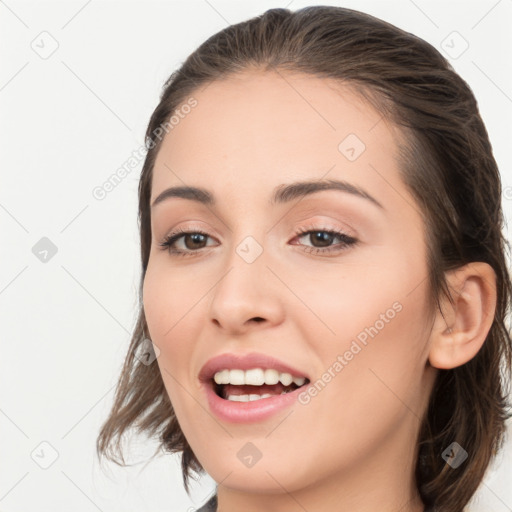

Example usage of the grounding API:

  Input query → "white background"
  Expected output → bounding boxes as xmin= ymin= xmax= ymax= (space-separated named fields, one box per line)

xmin=1 ymin=1 xmax=511 ymax=511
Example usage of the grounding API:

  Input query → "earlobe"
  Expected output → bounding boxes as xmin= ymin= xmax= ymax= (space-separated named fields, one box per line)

xmin=428 ymin=262 xmax=497 ymax=370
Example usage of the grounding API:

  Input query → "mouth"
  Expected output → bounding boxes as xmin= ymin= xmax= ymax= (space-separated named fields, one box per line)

xmin=199 ymin=353 xmax=312 ymax=422
xmin=199 ymin=353 xmax=311 ymax=403
xmin=210 ymin=369 xmax=310 ymax=402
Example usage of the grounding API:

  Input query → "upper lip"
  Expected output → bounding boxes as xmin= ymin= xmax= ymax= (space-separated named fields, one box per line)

xmin=199 ymin=352 xmax=310 ymax=382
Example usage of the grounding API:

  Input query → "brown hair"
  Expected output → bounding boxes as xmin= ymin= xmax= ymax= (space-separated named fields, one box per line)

xmin=96 ymin=6 xmax=512 ymax=511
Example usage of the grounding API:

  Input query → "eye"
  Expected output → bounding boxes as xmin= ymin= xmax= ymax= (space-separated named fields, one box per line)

xmin=158 ymin=228 xmax=218 ymax=256
xmin=291 ymin=227 xmax=358 ymax=255
xmin=158 ymin=226 xmax=358 ymax=257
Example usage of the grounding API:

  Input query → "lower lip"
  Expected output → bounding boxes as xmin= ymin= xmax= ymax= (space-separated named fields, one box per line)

xmin=202 ymin=381 xmax=307 ymax=423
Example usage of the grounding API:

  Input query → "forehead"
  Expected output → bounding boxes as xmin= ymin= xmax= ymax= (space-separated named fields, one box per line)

xmin=152 ymin=70 xmax=405 ymax=208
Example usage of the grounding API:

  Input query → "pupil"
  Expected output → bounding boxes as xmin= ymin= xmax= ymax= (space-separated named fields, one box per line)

xmin=312 ymin=231 xmax=333 ymax=247
xmin=185 ymin=233 xmax=206 ymax=249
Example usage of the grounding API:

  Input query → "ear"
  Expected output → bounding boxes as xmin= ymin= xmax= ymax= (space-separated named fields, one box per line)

xmin=428 ymin=262 xmax=497 ymax=369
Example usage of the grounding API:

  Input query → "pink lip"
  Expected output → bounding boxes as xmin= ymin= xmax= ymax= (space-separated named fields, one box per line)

xmin=198 ymin=352 xmax=310 ymax=424
xmin=198 ymin=352 xmax=310 ymax=382
xmin=202 ymin=379 xmax=307 ymax=423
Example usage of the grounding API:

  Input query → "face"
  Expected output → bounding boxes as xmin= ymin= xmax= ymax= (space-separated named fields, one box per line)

xmin=143 ymin=70 xmax=438 ymax=501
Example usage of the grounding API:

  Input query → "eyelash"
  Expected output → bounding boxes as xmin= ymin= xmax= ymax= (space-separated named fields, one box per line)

xmin=158 ymin=226 xmax=358 ymax=257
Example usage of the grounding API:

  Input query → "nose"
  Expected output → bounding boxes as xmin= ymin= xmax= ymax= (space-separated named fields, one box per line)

xmin=208 ymin=243 xmax=285 ymax=335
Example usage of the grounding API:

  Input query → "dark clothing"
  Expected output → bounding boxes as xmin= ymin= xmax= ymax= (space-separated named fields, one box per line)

xmin=196 ymin=494 xmax=435 ymax=511
xmin=196 ymin=494 xmax=217 ymax=511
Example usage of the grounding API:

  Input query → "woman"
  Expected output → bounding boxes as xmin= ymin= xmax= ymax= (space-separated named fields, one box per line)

xmin=97 ymin=6 xmax=512 ymax=511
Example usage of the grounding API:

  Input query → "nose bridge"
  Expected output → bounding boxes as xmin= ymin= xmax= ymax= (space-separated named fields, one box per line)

xmin=234 ymin=233 xmax=266 ymax=267
xmin=208 ymin=229 xmax=284 ymax=331
xmin=221 ymin=213 xmax=270 ymax=278
xmin=216 ymin=230 xmax=269 ymax=304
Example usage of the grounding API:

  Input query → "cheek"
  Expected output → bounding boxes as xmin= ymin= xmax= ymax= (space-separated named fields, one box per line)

xmin=142 ymin=261 xmax=203 ymax=342
xmin=314 ymin=281 xmax=432 ymax=435
xmin=143 ymin=267 xmax=206 ymax=424
xmin=283 ymin=260 xmax=408 ymax=347
xmin=142 ymin=264 xmax=202 ymax=394
xmin=297 ymin=251 xmax=432 ymax=415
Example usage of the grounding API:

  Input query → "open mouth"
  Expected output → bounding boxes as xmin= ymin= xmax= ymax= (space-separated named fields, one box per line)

xmin=211 ymin=377 xmax=310 ymax=402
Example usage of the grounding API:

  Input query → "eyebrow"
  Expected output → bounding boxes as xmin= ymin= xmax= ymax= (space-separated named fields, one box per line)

xmin=150 ymin=179 xmax=384 ymax=210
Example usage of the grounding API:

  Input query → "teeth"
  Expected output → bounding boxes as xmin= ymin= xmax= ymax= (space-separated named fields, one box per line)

xmin=264 ymin=369 xmax=279 ymax=385
xmin=279 ymin=372 xmax=293 ymax=386
xmin=213 ymin=368 xmax=307 ymax=387
xmin=214 ymin=369 xmax=230 ymax=385
xmin=227 ymin=392 xmax=288 ymax=402
xmin=245 ymin=368 xmax=265 ymax=386
xmin=228 ymin=369 xmax=245 ymax=385
xmin=293 ymin=376 xmax=306 ymax=386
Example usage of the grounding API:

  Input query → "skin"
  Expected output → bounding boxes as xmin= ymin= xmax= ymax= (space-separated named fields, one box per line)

xmin=142 ymin=69 xmax=496 ymax=512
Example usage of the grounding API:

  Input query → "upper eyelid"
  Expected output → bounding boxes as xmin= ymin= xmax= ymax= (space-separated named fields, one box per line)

xmin=161 ymin=215 xmax=356 ymax=236
xmin=162 ymin=224 xmax=352 ymax=240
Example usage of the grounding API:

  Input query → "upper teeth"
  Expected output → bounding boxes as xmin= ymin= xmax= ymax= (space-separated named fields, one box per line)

xmin=213 ymin=368 xmax=306 ymax=387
